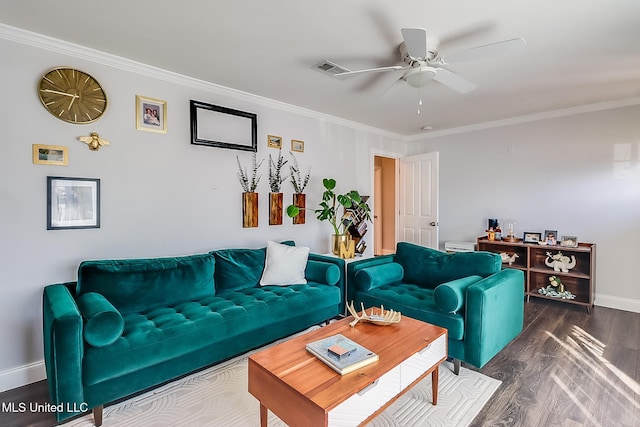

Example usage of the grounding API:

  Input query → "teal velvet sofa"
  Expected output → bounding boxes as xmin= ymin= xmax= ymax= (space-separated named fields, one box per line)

xmin=347 ymin=242 xmax=524 ymax=373
xmin=42 ymin=244 xmax=344 ymax=425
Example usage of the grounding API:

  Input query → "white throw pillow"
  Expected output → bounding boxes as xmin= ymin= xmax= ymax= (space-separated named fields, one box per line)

xmin=260 ymin=241 xmax=310 ymax=286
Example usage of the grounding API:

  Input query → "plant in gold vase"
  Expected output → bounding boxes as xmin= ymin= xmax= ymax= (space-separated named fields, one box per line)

xmin=288 ymin=151 xmax=311 ymax=224
xmin=236 ymin=153 xmax=264 ymax=228
xmin=267 ymin=150 xmax=289 ymax=225
xmin=287 ymin=178 xmax=371 ymax=254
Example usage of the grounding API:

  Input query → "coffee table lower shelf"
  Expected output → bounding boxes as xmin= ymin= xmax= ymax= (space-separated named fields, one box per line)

xmin=248 ymin=313 xmax=447 ymax=427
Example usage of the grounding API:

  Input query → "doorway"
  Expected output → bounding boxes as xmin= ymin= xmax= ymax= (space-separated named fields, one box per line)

xmin=373 ymin=155 xmax=398 ymax=255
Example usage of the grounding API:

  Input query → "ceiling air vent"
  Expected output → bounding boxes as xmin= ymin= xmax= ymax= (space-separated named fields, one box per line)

xmin=313 ymin=60 xmax=349 ymax=76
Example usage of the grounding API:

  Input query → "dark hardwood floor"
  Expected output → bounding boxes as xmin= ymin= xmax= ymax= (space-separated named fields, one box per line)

xmin=1 ymin=299 xmax=638 ymax=427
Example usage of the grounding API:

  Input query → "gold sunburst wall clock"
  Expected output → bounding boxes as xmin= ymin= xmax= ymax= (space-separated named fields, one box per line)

xmin=38 ymin=67 xmax=107 ymax=124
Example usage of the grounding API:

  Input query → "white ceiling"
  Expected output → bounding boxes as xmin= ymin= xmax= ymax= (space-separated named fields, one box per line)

xmin=1 ymin=0 xmax=639 ymax=136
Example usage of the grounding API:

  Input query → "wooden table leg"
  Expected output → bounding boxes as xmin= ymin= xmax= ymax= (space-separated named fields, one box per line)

xmin=432 ymin=365 xmax=440 ymax=405
xmin=260 ymin=403 xmax=268 ymax=427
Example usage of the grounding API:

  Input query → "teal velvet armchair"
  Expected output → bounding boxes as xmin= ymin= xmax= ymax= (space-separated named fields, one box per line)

xmin=347 ymin=242 xmax=524 ymax=373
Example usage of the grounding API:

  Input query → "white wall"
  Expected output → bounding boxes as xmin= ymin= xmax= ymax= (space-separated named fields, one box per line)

xmin=0 ymin=30 xmax=404 ymax=390
xmin=407 ymin=105 xmax=640 ymax=313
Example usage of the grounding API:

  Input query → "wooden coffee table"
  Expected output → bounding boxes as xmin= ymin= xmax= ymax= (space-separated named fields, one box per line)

xmin=248 ymin=311 xmax=447 ymax=427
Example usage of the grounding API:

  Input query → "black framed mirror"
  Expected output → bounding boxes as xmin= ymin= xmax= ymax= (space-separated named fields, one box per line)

xmin=190 ymin=100 xmax=257 ymax=152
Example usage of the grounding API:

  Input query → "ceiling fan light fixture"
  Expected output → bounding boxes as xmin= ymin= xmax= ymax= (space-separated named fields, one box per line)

xmin=403 ymin=66 xmax=437 ymax=88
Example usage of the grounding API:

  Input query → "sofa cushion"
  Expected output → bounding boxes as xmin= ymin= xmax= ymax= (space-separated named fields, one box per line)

xmin=355 ymin=262 xmax=404 ymax=291
xmin=212 ymin=247 xmax=266 ymax=292
xmin=353 ymin=284 xmax=465 ymax=340
xmin=305 ymin=260 xmax=340 ymax=286
xmin=77 ymin=292 xmax=124 ymax=347
xmin=76 ymin=254 xmax=215 ymax=315
xmin=433 ymin=276 xmax=482 ymax=313
xmin=395 ymin=242 xmax=501 ymax=289
xmin=260 ymin=241 xmax=309 ymax=286
xmin=82 ymin=282 xmax=340 ymax=386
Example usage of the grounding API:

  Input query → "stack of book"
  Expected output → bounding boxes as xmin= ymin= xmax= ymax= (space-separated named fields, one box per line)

xmin=306 ymin=334 xmax=378 ymax=375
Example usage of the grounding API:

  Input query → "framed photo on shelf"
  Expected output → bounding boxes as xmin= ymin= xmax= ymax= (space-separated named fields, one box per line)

xmin=136 ymin=95 xmax=167 ymax=133
xmin=268 ymin=135 xmax=282 ymax=149
xmin=32 ymin=144 xmax=68 ymax=166
xmin=523 ymin=232 xmax=542 ymax=243
xmin=543 ymin=230 xmax=558 ymax=245
xmin=291 ymin=139 xmax=304 ymax=152
xmin=47 ymin=177 xmax=100 ymax=230
xmin=560 ymin=236 xmax=579 ymax=248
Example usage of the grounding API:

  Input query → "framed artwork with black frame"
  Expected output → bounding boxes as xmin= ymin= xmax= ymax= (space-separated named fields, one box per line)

xmin=190 ymin=100 xmax=257 ymax=152
xmin=47 ymin=177 xmax=100 ymax=230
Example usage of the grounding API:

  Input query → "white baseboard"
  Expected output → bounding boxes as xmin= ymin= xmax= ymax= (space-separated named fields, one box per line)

xmin=595 ymin=293 xmax=640 ymax=313
xmin=0 ymin=360 xmax=46 ymax=393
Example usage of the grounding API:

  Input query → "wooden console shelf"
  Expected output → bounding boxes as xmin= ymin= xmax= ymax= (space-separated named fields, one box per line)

xmin=477 ymin=237 xmax=596 ymax=314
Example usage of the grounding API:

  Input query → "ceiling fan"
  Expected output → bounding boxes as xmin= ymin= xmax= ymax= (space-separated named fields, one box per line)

xmin=328 ymin=28 xmax=525 ymax=94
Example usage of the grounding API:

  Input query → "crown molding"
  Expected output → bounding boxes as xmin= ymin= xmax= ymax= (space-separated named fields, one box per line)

xmin=0 ymin=23 xmax=403 ymax=141
xmin=407 ymin=96 xmax=640 ymax=141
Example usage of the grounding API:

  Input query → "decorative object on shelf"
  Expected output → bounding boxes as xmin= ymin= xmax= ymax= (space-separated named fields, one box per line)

xmin=236 ymin=153 xmax=264 ymax=228
xmin=544 ymin=230 xmax=558 ymax=246
xmin=190 ymin=100 xmax=257 ymax=151
xmin=548 ymin=275 xmax=565 ymax=293
xmin=538 ymin=285 xmax=575 ymax=299
xmin=561 ymin=236 xmax=579 ymax=248
xmin=47 ymin=176 xmax=100 ymax=230
xmin=502 ymin=220 xmax=517 ymax=242
xmin=545 ymin=251 xmax=576 ymax=272
xmin=289 ymin=151 xmax=310 ymax=225
xmin=32 ymin=144 xmax=68 ymax=166
xmin=485 ymin=218 xmax=502 ymax=241
xmin=523 ymin=232 xmax=542 ymax=243
xmin=38 ymin=67 xmax=107 ymax=124
xmin=267 ymin=134 xmax=282 ymax=149
xmin=267 ymin=150 xmax=289 ymax=225
xmin=500 ymin=252 xmax=519 ymax=265
xmin=78 ymin=132 xmax=110 ymax=151
xmin=286 ymin=178 xmax=371 ymax=254
xmin=136 ymin=95 xmax=167 ymax=133
xmin=347 ymin=302 xmax=401 ymax=327
xmin=291 ymin=139 xmax=304 ymax=152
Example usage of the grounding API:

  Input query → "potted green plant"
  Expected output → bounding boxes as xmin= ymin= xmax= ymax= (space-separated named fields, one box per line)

xmin=287 ymin=178 xmax=371 ymax=254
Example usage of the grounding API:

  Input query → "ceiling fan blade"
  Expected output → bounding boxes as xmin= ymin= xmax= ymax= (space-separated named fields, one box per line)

xmin=333 ymin=65 xmax=404 ymax=78
xmin=445 ymin=38 xmax=526 ymax=63
xmin=433 ymin=68 xmax=476 ymax=93
xmin=401 ymin=28 xmax=428 ymax=59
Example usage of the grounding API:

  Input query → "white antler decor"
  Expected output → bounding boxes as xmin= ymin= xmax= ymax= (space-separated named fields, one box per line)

xmin=347 ymin=301 xmax=401 ymax=328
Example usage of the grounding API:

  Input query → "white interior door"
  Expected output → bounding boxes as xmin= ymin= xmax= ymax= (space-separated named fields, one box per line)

xmin=399 ymin=152 xmax=439 ymax=248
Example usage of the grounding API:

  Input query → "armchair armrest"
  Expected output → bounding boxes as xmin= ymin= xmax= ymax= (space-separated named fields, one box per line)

xmin=42 ymin=283 xmax=86 ymax=422
xmin=354 ymin=262 xmax=404 ymax=291
xmin=464 ymin=269 xmax=525 ymax=368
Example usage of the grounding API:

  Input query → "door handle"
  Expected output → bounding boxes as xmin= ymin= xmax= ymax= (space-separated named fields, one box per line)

xmin=430 ymin=221 xmax=438 ymax=226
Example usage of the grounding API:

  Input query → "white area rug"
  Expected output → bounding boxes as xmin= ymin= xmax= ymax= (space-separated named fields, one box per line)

xmin=63 ymin=332 xmax=500 ymax=427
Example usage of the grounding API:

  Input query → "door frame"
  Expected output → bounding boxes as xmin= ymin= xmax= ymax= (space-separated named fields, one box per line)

xmin=370 ymin=148 xmax=400 ymax=254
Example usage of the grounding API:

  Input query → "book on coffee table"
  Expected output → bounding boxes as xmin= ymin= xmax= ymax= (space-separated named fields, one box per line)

xmin=306 ymin=334 xmax=379 ymax=375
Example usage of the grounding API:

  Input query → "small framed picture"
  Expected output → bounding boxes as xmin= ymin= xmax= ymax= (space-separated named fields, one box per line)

xmin=47 ymin=177 xmax=100 ymax=230
xmin=291 ymin=139 xmax=304 ymax=153
xmin=268 ymin=135 xmax=282 ymax=149
xmin=561 ymin=236 xmax=579 ymax=248
xmin=33 ymin=144 xmax=68 ymax=166
xmin=523 ymin=232 xmax=542 ymax=243
xmin=543 ymin=230 xmax=558 ymax=245
xmin=136 ymin=95 xmax=167 ymax=133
